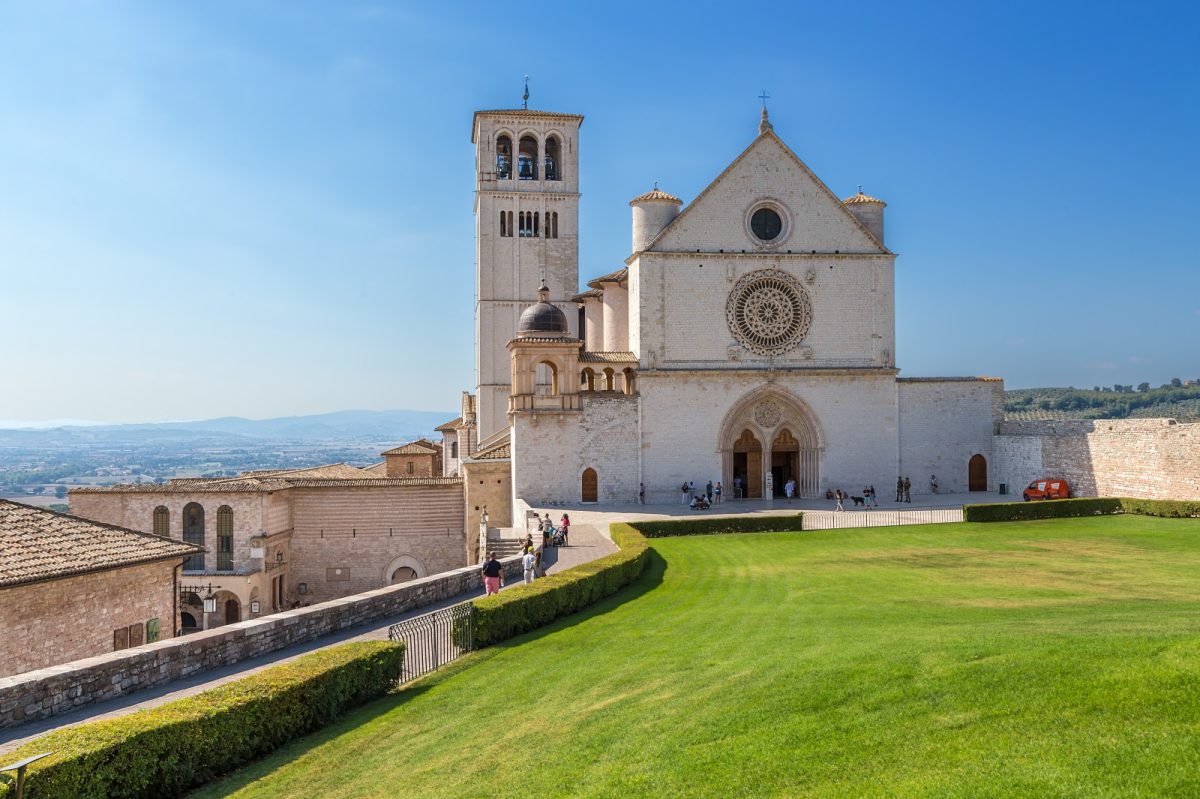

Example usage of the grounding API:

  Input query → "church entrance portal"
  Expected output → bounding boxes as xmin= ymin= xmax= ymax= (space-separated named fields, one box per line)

xmin=968 ymin=454 xmax=988 ymax=491
xmin=581 ymin=468 xmax=598 ymax=503
xmin=721 ymin=391 xmax=822 ymax=499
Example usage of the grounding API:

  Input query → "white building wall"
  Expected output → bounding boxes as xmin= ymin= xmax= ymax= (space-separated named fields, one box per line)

xmin=897 ymin=379 xmax=1003 ymax=493
xmin=602 ymin=283 xmax=629 ymax=352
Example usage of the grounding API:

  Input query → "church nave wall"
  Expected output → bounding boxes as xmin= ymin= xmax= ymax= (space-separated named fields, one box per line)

xmin=896 ymin=378 xmax=1004 ymax=493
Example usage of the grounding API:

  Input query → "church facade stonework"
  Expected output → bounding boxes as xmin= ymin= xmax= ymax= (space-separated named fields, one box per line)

xmin=465 ymin=106 xmax=1007 ymax=509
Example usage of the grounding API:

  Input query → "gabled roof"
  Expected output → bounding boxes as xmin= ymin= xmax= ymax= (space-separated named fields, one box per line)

xmin=586 ymin=267 xmax=628 ymax=290
xmin=633 ymin=125 xmax=892 ymax=258
xmin=0 ymin=500 xmax=203 ymax=588
xmin=570 ymin=288 xmax=603 ymax=302
xmin=435 ymin=417 xmax=463 ymax=432
xmin=381 ymin=442 xmax=439 ymax=456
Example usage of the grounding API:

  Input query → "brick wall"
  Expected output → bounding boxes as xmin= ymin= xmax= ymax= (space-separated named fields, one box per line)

xmin=0 ymin=560 xmax=178 ymax=679
xmin=995 ymin=418 xmax=1200 ymax=500
xmin=0 ymin=556 xmax=523 ymax=730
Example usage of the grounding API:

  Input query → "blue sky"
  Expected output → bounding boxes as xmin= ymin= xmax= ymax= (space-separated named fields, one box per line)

xmin=2 ymin=1 xmax=1198 ymax=423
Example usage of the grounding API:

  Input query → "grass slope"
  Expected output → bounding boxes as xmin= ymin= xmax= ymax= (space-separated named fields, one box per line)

xmin=193 ymin=517 xmax=1200 ymax=798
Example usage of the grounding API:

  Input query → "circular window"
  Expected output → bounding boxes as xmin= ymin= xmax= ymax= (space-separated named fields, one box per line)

xmin=726 ymin=269 xmax=812 ymax=356
xmin=750 ymin=207 xmax=783 ymax=241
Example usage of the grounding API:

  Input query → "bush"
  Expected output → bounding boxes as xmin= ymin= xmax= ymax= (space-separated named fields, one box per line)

xmin=0 ymin=641 xmax=404 ymax=799
xmin=964 ymin=497 xmax=1200 ymax=522
xmin=964 ymin=498 xmax=1122 ymax=522
xmin=472 ymin=524 xmax=649 ymax=647
xmin=631 ymin=513 xmax=804 ymax=538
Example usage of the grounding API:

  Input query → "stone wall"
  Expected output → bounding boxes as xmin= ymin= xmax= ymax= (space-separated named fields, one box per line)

xmin=0 ymin=561 xmax=179 ymax=679
xmin=995 ymin=418 xmax=1200 ymax=500
xmin=897 ymin=378 xmax=1003 ymax=492
xmin=462 ymin=459 xmax=513 ymax=563
xmin=0 ymin=556 xmax=523 ymax=730
xmin=287 ymin=484 xmax=466 ymax=604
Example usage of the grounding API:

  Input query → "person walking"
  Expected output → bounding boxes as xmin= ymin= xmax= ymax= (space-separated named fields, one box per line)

xmin=680 ymin=482 xmax=689 ymax=505
xmin=868 ymin=485 xmax=878 ymax=508
xmin=930 ymin=475 xmax=938 ymax=494
xmin=559 ymin=513 xmax=571 ymax=546
xmin=896 ymin=476 xmax=904 ymax=502
xmin=481 ymin=552 xmax=503 ymax=596
xmin=639 ymin=483 xmax=645 ymax=504
xmin=706 ymin=480 xmax=713 ymax=503
xmin=835 ymin=488 xmax=845 ymax=512
xmin=785 ymin=478 xmax=795 ymax=503
xmin=714 ymin=481 xmax=722 ymax=503
xmin=522 ymin=546 xmax=536 ymax=584
xmin=534 ymin=545 xmax=545 ymax=578
xmin=903 ymin=477 xmax=912 ymax=503
xmin=734 ymin=476 xmax=743 ymax=500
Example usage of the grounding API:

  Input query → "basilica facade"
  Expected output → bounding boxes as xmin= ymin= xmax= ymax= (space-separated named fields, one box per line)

xmin=451 ymin=106 xmax=1004 ymax=512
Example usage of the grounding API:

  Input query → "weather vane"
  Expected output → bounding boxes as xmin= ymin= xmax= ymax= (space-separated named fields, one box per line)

xmin=523 ymin=75 xmax=530 ymax=110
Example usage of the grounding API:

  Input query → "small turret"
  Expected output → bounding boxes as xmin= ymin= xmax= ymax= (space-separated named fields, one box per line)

xmin=843 ymin=187 xmax=886 ymax=244
xmin=629 ymin=185 xmax=682 ymax=253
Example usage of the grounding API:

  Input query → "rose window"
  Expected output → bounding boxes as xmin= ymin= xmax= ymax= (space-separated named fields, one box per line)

xmin=726 ymin=269 xmax=812 ymax=356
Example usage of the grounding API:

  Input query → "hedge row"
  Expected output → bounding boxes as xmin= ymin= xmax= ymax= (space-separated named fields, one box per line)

xmin=471 ymin=523 xmax=649 ymax=646
xmin=0 ymin=641 xmax=404 ymax=799
xmin=964 ymin=497 xmax=1200 ymax=523
xmin=630 ymin=513 xmax=805 ymax=538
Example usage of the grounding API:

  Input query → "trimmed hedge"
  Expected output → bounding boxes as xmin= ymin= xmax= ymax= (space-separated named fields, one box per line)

xmin=0 ymin=641 xmax=403 ymax=799
xmin=631 ymin=513 xmax=805 ymax=538
xmin=964 ymin=497 xmax=1200 ymax=523
xmin=472 ymin=523 xmax=649 ymax=647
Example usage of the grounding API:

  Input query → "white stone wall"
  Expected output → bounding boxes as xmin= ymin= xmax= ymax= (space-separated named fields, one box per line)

xmin=512 ymin=394 xmax=641 ymax=505
xmin=637 ymin=371 xmax=900 ymax=503
xmin=897 ymin=379 xmax=1003 ymax=493
xmin=993 ymin=434 xmax=1044 ymax=496
xmin=602 ymin=283 xmax=629 ymax=352
xmin=582 ymin=297 xmax=604 ymax=351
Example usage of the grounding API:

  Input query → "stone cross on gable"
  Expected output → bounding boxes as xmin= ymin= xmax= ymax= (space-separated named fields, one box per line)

xmin=758 ymin=90 xmax=770 ymax=111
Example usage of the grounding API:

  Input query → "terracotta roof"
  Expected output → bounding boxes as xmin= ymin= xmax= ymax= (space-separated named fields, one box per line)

xmin=570 ymin=288 xmax=603 ymax=302
xmin=435 ymin=417 xmax=463 ymax=432
xmin=630 ymin=187 xmax=682 ymax=205
xmin=0 ymin=499 xmax=203 ymax=588
xmin=381 ymin=442 xmax=439 ymax=456
xmin=586 ymin=267 xmax=628 ymax=289
xmin=473 ymin=442 xmax=510 ymax=460
xmin=843 ymin=189 xmax=886 ymax=206
xmin=243 ymin=463 xmax=374 ymax=480
xmin=361 ymin=462 xmax=389 ymax=474
xmin=509 ymin=336 xmax=583 ymax=345
xmin=896 ymin=376 xmax=1003 ymax=383
xmin=580 ymin=351 xmax=639 ymax=364
xmin=73 ymin=476 xmax=462 ymax=494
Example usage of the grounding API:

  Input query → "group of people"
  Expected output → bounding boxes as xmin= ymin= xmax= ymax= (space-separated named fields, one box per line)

xmin=681 ymin=480 xmax=723 ymax=510
xmin=825 ymin=486 xmax=880 ymax=511
xmin=480 ymin=513 xmax=571 ymax=596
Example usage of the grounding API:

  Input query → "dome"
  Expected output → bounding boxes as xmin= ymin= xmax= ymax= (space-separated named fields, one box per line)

xmin=843 ymin=187 xmax=886 ymax=206
xmin=517 ymin=282 xmax=569 ymax=336
xmin=629 ymin=186 xmax=682 ymax=206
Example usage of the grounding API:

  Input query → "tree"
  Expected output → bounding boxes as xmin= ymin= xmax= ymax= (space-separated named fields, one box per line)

xmin=1170 ymin=377 xmax=1183 ymax=388
xmin=1138 ymin=382 xmax=1150 ymax=393
xmin=54 ymin=485 xmax=67 ymax=499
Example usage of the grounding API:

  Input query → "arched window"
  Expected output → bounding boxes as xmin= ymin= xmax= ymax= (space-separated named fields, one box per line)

xmin=507 ymin=210 xmax=514 ymax=236
xmin=451 ymin=440 xmax=459 ymax=459
xmin=152 ymin=506 xmax=169 ymax=536
xmin=552 ymin=212 xmax=559 ymax=239
xmin=518 ymin=135 xmax=538 ymax=180
xmin=533 ymin=212 xmax=540 ymax=237
xmin=603 ymin=368 xmax=615 ymax=391
xmin=496 ymin=135 xmax=512 ymax=179
xmin=623 ymin=368 xmax=637 ymax=395
xmin=545 ymin=136 xmax=561 ymax=181
xmin=581 ymin=368 xmax=596 ymax=391
xmin=536 ymin=361 xmax=559 ymax=395
xmin=182 ymin=503 xmax=205 ymax=571
xmin=216 ymin=505 xmax=233 ymax=571
xmin=500 ymin=210 xmax=508 ymax=237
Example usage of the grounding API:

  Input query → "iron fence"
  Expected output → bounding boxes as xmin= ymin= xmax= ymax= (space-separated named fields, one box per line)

xmin=802 ymin=505 xmax=964 ymax=531
xmin=387 ymin=602 xmax=475 ymax=683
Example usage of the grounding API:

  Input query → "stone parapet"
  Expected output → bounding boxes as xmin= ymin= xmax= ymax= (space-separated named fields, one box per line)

xmin=0 ymin=555 xmax=523 ymax=730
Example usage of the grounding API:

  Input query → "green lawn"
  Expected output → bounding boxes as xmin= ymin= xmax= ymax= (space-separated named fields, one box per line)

xmin=193 ymin=517 xmax=1200 ymax=798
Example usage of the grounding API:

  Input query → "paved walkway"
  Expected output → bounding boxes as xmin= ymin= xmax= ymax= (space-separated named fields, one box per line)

xmin=0 ymin=521 xmax=615 ymax=755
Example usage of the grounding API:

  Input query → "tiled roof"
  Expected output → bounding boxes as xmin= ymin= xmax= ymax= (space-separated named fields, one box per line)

xmin=435 ymin=417 xmax=463 ymax=432
xmin=843 ymin=189 xmax=886 ymax=206
xmin=896 ymin=376 xmax=1004 ymax=383
xmin=630 ymin=187 xmax=682 ymax=205
xmin=361 ymin=462 xmax=388 ymax=474
xmin=473 ymin=443 xmax=511 ymax=460
xmin=570 ymin=288 xmax=603 ymax=302
xmin=243 ymin=463 xmax=374 ymax=480
xmin=381 ymin=441 xmax=439 ymax=456
xmin=73 ymin=475 xmax=463 ymax=494
xmin=586 ymin=267 xmax=628 ymax=289
xmin=510 ymin=336 xmax=583 ymax=344
xmin=0 ymin=499 xmax=203 ymax=588
xmin=580 ymin=351 xmax=639 ymax=364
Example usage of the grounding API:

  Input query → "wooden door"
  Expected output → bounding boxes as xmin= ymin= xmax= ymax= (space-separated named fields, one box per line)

xmin=968 ymin=454 xmax=988 ymax=492
xmin=582 ymin=468 xmax=598 ymax=503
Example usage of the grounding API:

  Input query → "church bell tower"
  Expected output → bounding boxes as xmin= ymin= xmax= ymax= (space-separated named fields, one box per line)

xmin=471 ymin=100 xmax=583 ymax=440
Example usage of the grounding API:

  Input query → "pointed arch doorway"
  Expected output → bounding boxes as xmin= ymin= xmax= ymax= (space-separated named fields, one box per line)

xmin=720 ymin=389 xmax=823 ymax=499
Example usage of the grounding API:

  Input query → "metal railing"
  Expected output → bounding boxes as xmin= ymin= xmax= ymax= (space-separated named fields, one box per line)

xmin=387 ymin=602 xmax=475 ymax=683
xmin=802 ymin=505 xmax=964 ymax=531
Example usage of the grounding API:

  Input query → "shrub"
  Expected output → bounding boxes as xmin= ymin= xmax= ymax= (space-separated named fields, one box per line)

xmin=1119 ymin=498 xmax=1200 ymax=518
xmin=0 ymin=641 xmax=403 ymax=799
xmin=472 ymin=523 xmax=649 ymax=647
xmin=630 ymin=513 xmax=804 ymax=538
xmin=964 ymin=498 xmax=1122 ymax=522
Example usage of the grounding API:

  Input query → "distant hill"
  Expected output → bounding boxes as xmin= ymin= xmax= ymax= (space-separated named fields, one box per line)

xmin=1006 ymin=384 xmax=1200 ymax=422
xmin=0 ymin=409 xmax=455 ymax=448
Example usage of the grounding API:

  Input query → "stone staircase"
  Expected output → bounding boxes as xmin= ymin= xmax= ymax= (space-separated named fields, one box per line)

xmin=487 ymin=538 xmax=527 ymax=558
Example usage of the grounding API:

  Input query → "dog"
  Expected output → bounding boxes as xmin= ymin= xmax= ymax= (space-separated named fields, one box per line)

xmin=850 ymin=495 xmax=866 ymax=507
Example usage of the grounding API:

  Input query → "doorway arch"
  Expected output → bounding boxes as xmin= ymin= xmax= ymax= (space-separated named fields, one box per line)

xmin=224 ymin=598 xmax=241 ymax=625
xmin=968 ymin=454 xmax=988 ymax=491
xmin=383 ymin=555 xmax=427 ymax=585
xmin=718 ymin=388 xmax=823 ymax=498
xmin=581 ymin=467 xmax=598 ymax=503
